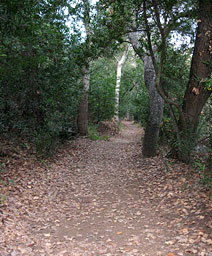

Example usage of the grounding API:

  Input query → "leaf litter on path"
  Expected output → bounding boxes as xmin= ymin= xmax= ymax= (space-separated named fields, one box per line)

xmin=0 ymin=121 xmax=211 ymax=256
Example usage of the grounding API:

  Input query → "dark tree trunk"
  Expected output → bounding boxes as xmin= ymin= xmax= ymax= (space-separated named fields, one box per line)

xmin=77 ymin=92 xmax=89 ymax=136
xmin=77 ymin=0 xmax=91 ymax=136
xmin=77 ymin=65 xmax=90 ymax=135
xmin=142 ymin=56 xmax=164 ymax=157
xmin=175 ymin=0 xmax=212 ymax=162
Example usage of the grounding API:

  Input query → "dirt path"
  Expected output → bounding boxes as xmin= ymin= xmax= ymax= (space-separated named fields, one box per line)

xmin=0 ymin=121 xmax=211 ymax=256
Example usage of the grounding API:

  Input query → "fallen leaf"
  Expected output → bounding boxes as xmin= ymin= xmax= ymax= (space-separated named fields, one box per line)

xmin=192 ymin=87 xmax=199 ymax=95
xmin=182 ymin=228 xmax=189 ymax=234
xmin=44 ymin=233 xmax=51 ymax=237
xmin=165 ymin=240 xmax=175 ymax=245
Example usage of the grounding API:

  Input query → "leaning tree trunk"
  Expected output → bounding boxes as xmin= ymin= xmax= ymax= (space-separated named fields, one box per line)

xmin=114 ymin=45 xmax=129 ymax=121
xmin=175 ymin=0 xmax=212 ymax=162
xmin=129 ymin=31 xmax=164 ymax=157
xmin=142 ymin=55 xmax=164 ymax=157
xmin=77 ymin=0 xmax=91 ymax=135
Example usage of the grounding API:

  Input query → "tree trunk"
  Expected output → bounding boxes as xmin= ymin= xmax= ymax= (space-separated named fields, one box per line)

xmin=129 ymin=31 xmax=164 ymax=157
xmin=78 ymin=65 xmax=90 ymax=135
xmin=175 ymin=0 xmax=212 ymax=162
xmin=77 ymin=0 xmax=91 ymax=135
xmin=114 ymin=45 xmax=129 ymax=121
xmin=126 ymin=108 xmax=131 ymax=120
xmin=142 ymin=55 xmax=164 ymax=157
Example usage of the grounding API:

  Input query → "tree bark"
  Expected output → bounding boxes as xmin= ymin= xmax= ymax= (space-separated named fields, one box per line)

xmin=142 ymin=56 xmax=164 ymax=157
xmin=174 ymin=0 xmax=212 ymax=162
xmin=77 ymin=0 xmax=91 ymax=135
xmin=181 ymin=0 xmax=212 ymax=131
xmin=129 ymin=31 xmax=164 ymax=157
xmin=77 ymin=65 xmax=90 ymax=135
xmin=114 ymin=45 xmax=129 ymax=121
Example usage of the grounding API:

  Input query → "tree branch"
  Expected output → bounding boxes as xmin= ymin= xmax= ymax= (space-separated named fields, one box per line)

xmin=143 ymin=0 xmax=157 ymax=72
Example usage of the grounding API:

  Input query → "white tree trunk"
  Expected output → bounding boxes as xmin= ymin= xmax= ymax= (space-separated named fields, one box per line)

xmin=114 ymin=45 xmax=129 ymax=121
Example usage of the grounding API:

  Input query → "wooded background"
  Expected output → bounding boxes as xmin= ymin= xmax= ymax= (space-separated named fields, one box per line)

xmin=0 ymin=0 xmax=211 ymax=167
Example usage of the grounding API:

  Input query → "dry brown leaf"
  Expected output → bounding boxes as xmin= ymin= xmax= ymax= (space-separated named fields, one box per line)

xmin=1 ymin=122 xmax=211 ymax=256
xmin=182 ymin=228 xmax=189 ymax=234
xmin=192 ymin=87 xmax=200 ymax=95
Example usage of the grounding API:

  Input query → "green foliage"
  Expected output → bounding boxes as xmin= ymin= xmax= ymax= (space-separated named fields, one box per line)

xmin=179 ymin=129 xmax=200 ymax=162
xmin=194 ymin=160 xmax=212 ymax=190
xmin=203 ymin=73 xmax=212 ymax=91
xmin=159 ymin=117 xmax=173 ymax=144
xmin=1 ymin=195 xmax=6 ymax=205
xmin=159 ymin=46 xmax=191 ymax=144
xmin=88 ymin=124 xmax=109 ymax=141
xmin=0 ymin=0 xmax=82 ymax=155
xmin=198 ymin=96 xmax=212 ymax=167
xmin=9 ymin=179 xmax=16 ymax=186
xmin=34 ymin=131 xmax=58 ymax=158
xmin=119 ymin=56 xmax=148 ymax=125
xmin=157 ymin=47 xmax=211 ymax=163
xmin=198 ymin=96 xmax=212 ymax=136
xmin=0 ymin=0 xmax=210 ymax=163
xmin=163 ymin=47 xmax=191 ymax=102
xmin=89 ymin=50 xmax=147 ymax=126
xmin=89 ymin=57 xmax=116 ymax=122
xmin=128 ymin=88 xmax=149 ymax=126
xmin=0 ymin=163 xmax=6 ymax=173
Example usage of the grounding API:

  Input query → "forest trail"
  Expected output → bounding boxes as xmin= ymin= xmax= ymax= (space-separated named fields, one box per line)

xmin=1 ymin=122 xmax=212 ymax=256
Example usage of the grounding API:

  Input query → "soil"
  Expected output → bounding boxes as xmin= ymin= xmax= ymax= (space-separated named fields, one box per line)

xmin=0 ymin=121 xmax=211 ymax=256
